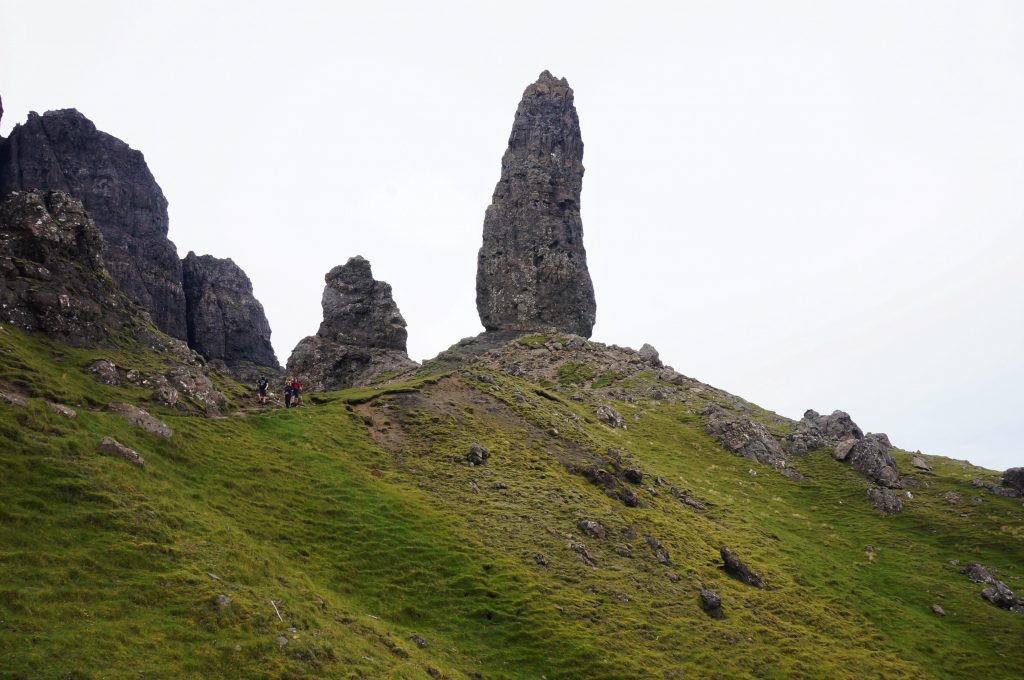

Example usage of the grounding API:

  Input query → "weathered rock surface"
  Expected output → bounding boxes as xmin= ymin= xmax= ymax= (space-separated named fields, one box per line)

xmin=704 ymin=404 xmax=788 ymax=470
xmin=0 ymin=109 xmax=186 ymax=338
xmin=107 ymin=403 xmax=172 ymax=438
xmin=846 ymin=434 xmax=901 ymax=488
xmin=720 ymin=546 xmax=764 ymax=588
xmin=287 ymin=256 xmax=417 ymax=391
xmin=867 ymin=486 xmax=903 ymax=515
xmin=181 ymin=251 xmax=279 ymax=380
xmin=577 ymin=519 xmax=606 ymax=539
xmin=476 ymin=71 xmax=596 ymax=338
xmin=788 ymin=409 xmax=864 ymax=455
xmin=466 ymin=442 xmax=490 ymax=466
xmin=0 ymin=191 xmax=144 ymax=345
xmin=96 ymin=436 xmax=144 ymax=467
xmin=700 ymin=588 xmax=725 ymax=619
xmin=1002 ymin=468 xmax=1024 ymax=495
xmin=963 ymin=563 xmax=1024 ymax=613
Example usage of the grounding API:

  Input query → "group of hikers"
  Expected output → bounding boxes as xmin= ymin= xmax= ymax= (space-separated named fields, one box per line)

xmin=255 ymin=376 xmax=303 ymax=408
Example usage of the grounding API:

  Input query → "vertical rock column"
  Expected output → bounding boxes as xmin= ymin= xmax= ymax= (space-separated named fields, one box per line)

xmin=476 ymin=70 xmax=597 ymax=338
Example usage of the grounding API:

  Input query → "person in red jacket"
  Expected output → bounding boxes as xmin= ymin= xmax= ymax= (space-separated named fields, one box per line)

xmin=291 ymin=379 xmax=303 ymax=406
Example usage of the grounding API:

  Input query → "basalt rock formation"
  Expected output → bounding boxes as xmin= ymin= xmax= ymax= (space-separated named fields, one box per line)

xmin=0 ymin=190 xmax=143 ymax=345
xmin=287 ymin=256 xmax=417 ymax=390
xmin=181 ymin=252 xmax=279 ymax=381
xmin=476 ymin=71 xmax=596 ymax=338
xmin=0 ymin=108 xmax=187 ymax=339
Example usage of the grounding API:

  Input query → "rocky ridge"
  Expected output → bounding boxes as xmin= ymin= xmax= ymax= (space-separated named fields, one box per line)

xmin=287 ymin=256 xmax=417 ymax=390
xmin=476 ymin=71 xmax=597 ymax=338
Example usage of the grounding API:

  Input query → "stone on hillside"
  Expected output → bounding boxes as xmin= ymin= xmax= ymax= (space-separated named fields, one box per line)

xmin=466 ymin=442 xmax=490 ymax=466
xmin=657 ymin=368 xmax=686 ymax=385
xmin=867 ymin=486 xmax=903 ymax=515
xmin=700 ymin=589 xmax=725 ymax=619
xmin=833 ymin=438 xmax=857 ymax=461
xmin=1002 ymin=468 xmax=1024 ymax=494
xmin=181 ymin=252 xmax=279 ymax=380
xmin=577 ymin=519 xmax=606 ymax=539
xmin=704 ymin=404 xmax=787 ymax=470
xmin=165 ymin=365 xmax=227 ymax=415
xmin=107 ymin=403 xmax=172 ymax=438
xmin=96 ymin=436 xmax=144 ymax=467
xmin=569 ymin=542 xmax=596 ymax=566
xmin=943 ymin=491 xmax=962 ymax=504
xmin=638 ymin=344 xmax=662 ymax=368
xmin=789 ymin=409 xmax=864 ymax=455
xmin=911 ymin=455 xmax=932 ymax=470
xmin=646 ymin=536 xmax=671 ymax=566
xmin=595 ymin=404 xmax=624 ymax=428
xmin=0 ymin=388 xmax=27 ymax=406
xmin=870 ymin=432 xmax=893 ymax=448
xmin=623 ymin=467 xmax=643 ymax=484
xmin=47 ymin=402 xmax=76 ymax=418
xmin=476 ymin=71 xmax=596 ymax=337
xmin=87 ymin=359 xmax=121 ymax=386
xmin=847 ymin=434 xmax=901 ymax=488
xmin=720 ymin=546 xmax=763 ymax=588
xmin=931 ymin=603 xmax=946 ymax=617
xmin=0 ymin=191 xmax=146 ymax=345
xmin=287 ymin=256 xmax=417 ymax=391
xmin=964 ymin=563 xmax=993 ymax=583
xmin=0 ymin=109 xmax=186 ymax=338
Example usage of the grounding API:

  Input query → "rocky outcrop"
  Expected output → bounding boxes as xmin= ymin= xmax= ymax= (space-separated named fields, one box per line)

xmin=0 ymin=191 xmax=144 ymax=345
xmin=0 ymin=109 xmax=186 ymax=338
xmin=181 ymin=252 xmax=279 ymax=381
xmin=788 ymin=409 xmax=864 ymax=455
xmin=835 ymin=434 xmax=901 ymax=488
xmin=287 ymin=256 xmax=417 ymax=390
xmin=867 ymin=487 xmax=903 ymax=515
xmin=963 ymin=563 xmax=1024 ymax=613
xmin=704 ymin=403 xmax=789 ymax=470
xmin=720 ymin=546 xmax=764 ymax=588
xmin=476 ymin=71 xmax=596 ymax=338
xmin=1002 ymin=468 xmax=1024 ymax=495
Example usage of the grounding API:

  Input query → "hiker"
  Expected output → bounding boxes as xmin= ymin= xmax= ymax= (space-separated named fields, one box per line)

xmin=291 ymin=379 xmax=303 ymax=407
xmin=283 ymin=378 xmax=294 ymax=408
xmin=256 ymin=376 xmax=269 ymax=405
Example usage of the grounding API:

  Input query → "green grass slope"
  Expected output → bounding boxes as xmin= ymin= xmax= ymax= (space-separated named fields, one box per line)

xmin=1 ymin=326 xmax=1022 ymax=679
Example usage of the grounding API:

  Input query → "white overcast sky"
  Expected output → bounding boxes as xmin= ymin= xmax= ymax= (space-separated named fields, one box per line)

xmin=2 ymin=1 xmax=1022 ymax=470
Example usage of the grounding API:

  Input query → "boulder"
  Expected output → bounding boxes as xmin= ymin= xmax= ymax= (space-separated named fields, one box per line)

xmin=595 ymin=404 xmax=624 ymax=429
xmin=720 ymin=546 xmax=763 ymax=588
xmin=847 ymin=434 xmax=901 ymax=488
xmin=700 ymin=589 xmax=725 ymax=619
xmin=646 ymin=536 xmax=671 ymax=566
xmin=287 ymin=256 xmax=417 ymax=390
xmin=107 ymin=403 xmax=172 ymax=438
xmin=704 ymin=404 xmax=787 ymax=470
xmin=577 ymin=519 xmax=606 ymax=539
xmin=1002 ymin=468 xmax=1024 ymax=494
xmin=0 ymin=109 xmax=186 ymax=338
xmin=475 ymin=71 xmax=597 ymax=337
xmin=96 ymin=436 xmax=144 ymax=467
xmin=911 ymin=455 xmax=932 ymax=471
xmin=867 ymin=487 xmax=903 ymax=515
xmin=466 ymin=442 xmax=490 ymax=466
xmin=788 ymin=409 xmax=864 ymax=455
xmin=181 ymin=252 xmax=279 ymax=379
xmin=638 ymin=343 xmax=662 ymax=368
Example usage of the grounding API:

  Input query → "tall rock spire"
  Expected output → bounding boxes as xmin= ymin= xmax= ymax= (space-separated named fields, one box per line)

xmin=287 ymin=256 xmax=417 ymax=391
xmin=475 ymin=70 xmax=597 ymax=338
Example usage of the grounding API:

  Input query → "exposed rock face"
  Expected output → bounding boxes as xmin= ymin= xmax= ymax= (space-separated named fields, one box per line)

xmin=704 ymin=404 xmax=788 ymax=471
xmin=287 ymin=256 xmax=417 ymax=390
xmin=1003 ymin=468 xmax=1024 ymax=494
xmin=867 ymin=487 xmax=903 ymax=515
xmin=181 ymin=252 xmax=279 ymax=380
xmin=0 ymin=109 xmax=186 ymax=338
xmin=0 ymin=191 xmax=143 ymax=345
xmin=476 ymin=71 xmax=596 ymax=338
xmin=845 ymin=434 xmax=901 ymax=488
xmin=788 ymin=409 xmax=864 ymax=455
xmin=720 ymin=546 xmax=764 ymax=588
xmin=963 ymin=563 xmax=1024 ymax=613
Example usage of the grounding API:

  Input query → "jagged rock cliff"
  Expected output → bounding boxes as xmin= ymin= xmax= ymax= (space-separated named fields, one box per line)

xmin=0 ymin=108 xmax=187 ymax=339
xmin=476 ymin=71 xmax=597 ymax=338
xmin=0 ymin=190 xmax=141 ymax=344
xmin=287 ymin=256 xmax=417 ymax=390
xmin=181 ymin=252 xmax=279 ymax=381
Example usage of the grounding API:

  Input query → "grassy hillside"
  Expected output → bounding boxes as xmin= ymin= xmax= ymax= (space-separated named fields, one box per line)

xmin=1 ymin=325 xmax=1022 ymax=679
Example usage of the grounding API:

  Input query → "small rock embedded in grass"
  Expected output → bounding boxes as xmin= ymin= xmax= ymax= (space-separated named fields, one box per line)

xmin=469 ymin=480 xmax=480 ymax=493
xmin=932 ymin=604 xmax=946 ymax=616
xmin=623 ymin=467 xmax=643 ymax=484
xmin=408 ymin=634 xmax=428 ymax=648
xmin=720 ymin=546 xmax=763 ymax=588
xmin=107 ymin=402 xmax=172 ymax=439
xmin=465 ymin=441 xmax=490 ymax=465
xmin=577 ymin=519 xmax=606 ymax=538
xmin=47 ymin=402 xmax=76 ymax=418
xmin=646 ymin=536 xmax=671 ymax=566
xmin=215 ymin=594 xmax=231 ymax=608
xmin=532 ymin=552 xmax=549 ymax=567
xmin=701 ymin=588 xmax=725 ymax=619
xmin=569 ymin=542 xmax=596 ymax=566
xmin=96 ymin=436 xmax=144 ymax=467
